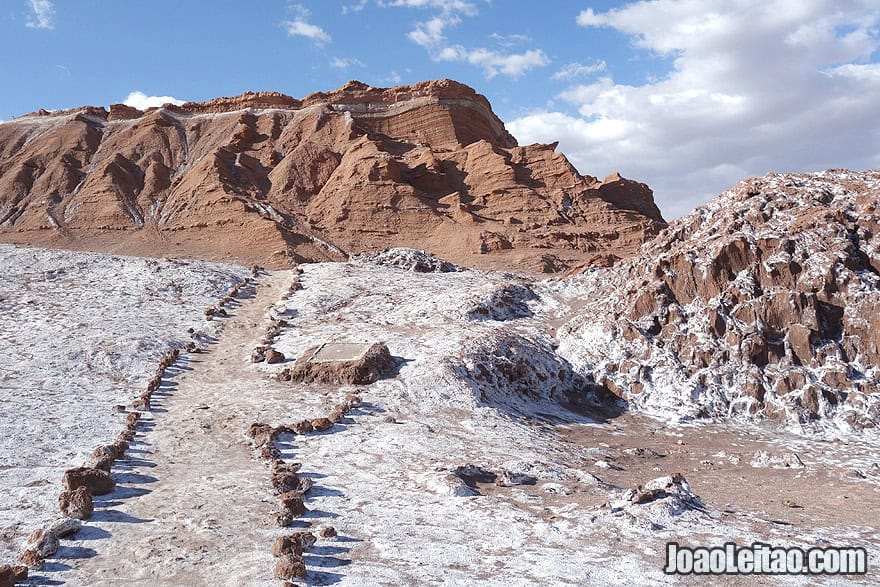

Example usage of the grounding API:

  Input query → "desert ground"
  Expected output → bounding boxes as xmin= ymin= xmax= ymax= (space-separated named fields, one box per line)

xmin=1 ymin=245 xmax=877 ymax=585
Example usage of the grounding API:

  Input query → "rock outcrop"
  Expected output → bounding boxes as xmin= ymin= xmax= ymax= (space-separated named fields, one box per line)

xmin=0 ymin=80 xmax=664 ymax=272
xmin=559 ymin=170 xmax=880 ymax=429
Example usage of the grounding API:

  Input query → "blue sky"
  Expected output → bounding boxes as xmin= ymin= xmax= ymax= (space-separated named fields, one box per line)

xmin=2 ymin=1 xmax=879 ymax=217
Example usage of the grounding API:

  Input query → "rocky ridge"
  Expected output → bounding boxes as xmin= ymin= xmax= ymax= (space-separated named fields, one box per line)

xmin=557 ymin=169 xmax=880 ymax=430
xmin=0 ymin=79 xmax=665 ymax=272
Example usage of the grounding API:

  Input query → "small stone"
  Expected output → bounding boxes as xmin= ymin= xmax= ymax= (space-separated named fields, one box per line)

xmin=272 ymin=473 xmax=310 ymax=495
xmin=272 ymin=535 xmax=304 ymax=557
xmin=289 ymin=420 xmax=313 ymax=434
xmin=18 ymin=550 xmax=43 ymax=570
xmin=126 ymin=412 xmax=140 ymax=429
xmin=279 ymin=492 xmax=307 ymax=516
xmin=0 ymin=565 xmax=28 ymax=586
xmin=273 ymin=554 xmax=307 ymax=579
xmin=310 ymin=418 xmax=333 ymax=432
xmin=319 ymin=526 xmax=337 ymax=538
xmin=90 ymin=456 xmax=115 ymax=473
xmin=265 ymin=349 xmax=286 ymax=364
xmin=59 ymin=486 xmax=94 ymax=519
xmin=25 ymin=528 xmax=59 ymax=557
xmin=47 ymin=517 xmax=82 ymax=538
xmin=274 ymin=510 xmax=294 ymax=527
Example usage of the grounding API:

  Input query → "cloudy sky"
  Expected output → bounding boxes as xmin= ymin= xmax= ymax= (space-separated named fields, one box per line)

xmin=2 ymin=0 xmax=879 ymax=218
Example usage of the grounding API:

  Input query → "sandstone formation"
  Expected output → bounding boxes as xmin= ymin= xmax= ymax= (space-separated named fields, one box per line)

xmin=0 ymin=80 xmax=665 ymax=273
xmin=559 ymin=170 xmax=880 ymax=428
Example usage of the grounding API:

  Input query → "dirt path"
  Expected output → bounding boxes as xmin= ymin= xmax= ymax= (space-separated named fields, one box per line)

xmin=63 ymin=270 xmax=296 ymax=586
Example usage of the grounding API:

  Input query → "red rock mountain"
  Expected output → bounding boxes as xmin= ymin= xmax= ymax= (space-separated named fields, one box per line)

xmin=0 ymin=80 xmax=665 ymax=272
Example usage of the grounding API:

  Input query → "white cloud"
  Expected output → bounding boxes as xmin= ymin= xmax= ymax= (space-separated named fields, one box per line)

xmin=123 ymin=92 xmax=185 ymax=111
xmin=383 ymin=0 xmax=476 ymax=14
xmin=283 ymin=4 xmax=331 ymax=45
xmin=439 ymin=46 xmax=549 ymax=78
xmin=489 ymin=32 xmax=532 ymax=47
xmin=551 ymin=61 xmax=607 ymax=81
xmin=342 ymin=0 xmax=368 ymax=14
xmin=25 ymin=0 xmax=54 ymax=30
xmin=381 ymin=71 xmax=403 ymax=84
xmin=408 ymin=15 xmax=457 ymax=47
xmin=510 ymin=0 xmax=880 ymax=219
xmin=388 ymin=1 xmax=548 ymax=78
xmin=329 ymin=57 xmax=366 ymax=69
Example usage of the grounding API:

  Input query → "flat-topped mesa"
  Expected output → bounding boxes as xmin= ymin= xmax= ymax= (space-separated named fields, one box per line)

xmin=303 ymin=79 xmax=517 ymax=149
xmin=0 ymin=79 xmax=664 ymax=272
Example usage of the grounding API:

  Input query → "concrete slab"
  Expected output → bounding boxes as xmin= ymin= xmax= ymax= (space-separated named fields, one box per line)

xmin=310 ymin=342 xmax=374 ymax=364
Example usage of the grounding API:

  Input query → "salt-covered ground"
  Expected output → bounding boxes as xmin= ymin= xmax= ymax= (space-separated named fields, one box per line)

xmin=2 ymin=248 xmax=879 ymax=585
xmin=0 ymin=245 xmax=247 ymax=564
xmin=253 ymin=259 xmax=880 ymax=585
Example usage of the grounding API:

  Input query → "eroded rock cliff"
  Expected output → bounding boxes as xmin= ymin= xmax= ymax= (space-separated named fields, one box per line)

xmin=0 ymin=80 xmax=665 ymax=271
xmin=558 ymin=169 xmax=880 ymax=429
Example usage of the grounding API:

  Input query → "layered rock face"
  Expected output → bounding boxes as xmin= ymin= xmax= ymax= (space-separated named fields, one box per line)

xmin=0 ymin=80 xmax=664 ymax=271
xmin=558 ymin=170 xmax=880 ymax=429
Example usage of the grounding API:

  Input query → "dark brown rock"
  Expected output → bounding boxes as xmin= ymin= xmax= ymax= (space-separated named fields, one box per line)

xmin=126 ymin=412 xmax=141 ymax=429
xmin=273 ymin=554 xmax=307 ymax=580
xmin=265 ymin=349 xmax=285 ymax=364
xmin=0 ymin=565 xmax=27 ymax=587
xmin=90 ymin=456 xmax=115 ymax=473
xmin=17 ymin=550 xmax=43 ymax=571
xmin=289 ymin=419 xmax=313 ymax=434
xmin=279 ymin=492 xmax=307 ymax=516
xmin=272 ymin=535 xmax=304 ymax=557
xmin=310 ymin=418 xmax=333 ymax=432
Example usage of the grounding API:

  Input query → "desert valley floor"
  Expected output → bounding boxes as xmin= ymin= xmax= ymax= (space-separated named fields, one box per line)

xmin=0 ymin=243 xmax=878 ymax=586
